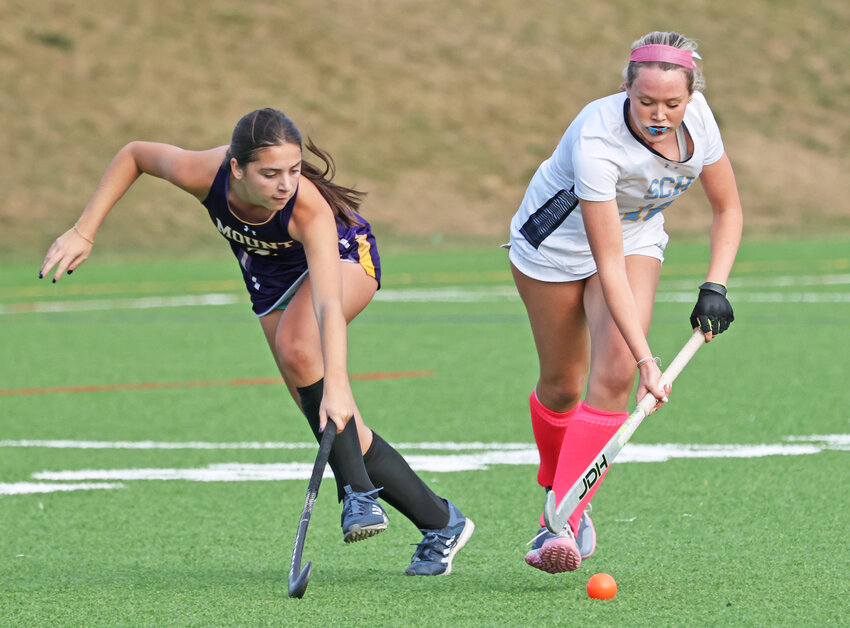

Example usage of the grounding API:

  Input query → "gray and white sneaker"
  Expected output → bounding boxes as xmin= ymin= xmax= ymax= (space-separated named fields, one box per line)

xmin=542 ymin=488 xmax=596 ymax=560
xmin=576 ymin=508 xmax=596 ymax=560
xmin=405 ymin=500 xmax=474 ymax=576
xmin=341 ymin=485 xmax=388 ymax=543
xmin=524 ymin=523 xmax=581 ymax=573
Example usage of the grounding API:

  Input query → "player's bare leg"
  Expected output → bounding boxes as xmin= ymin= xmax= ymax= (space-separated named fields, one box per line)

xmin=261 ymin=262 xmax=388 ymax=542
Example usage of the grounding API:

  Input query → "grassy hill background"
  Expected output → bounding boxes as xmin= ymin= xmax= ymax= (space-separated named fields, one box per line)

xmin=3 ymin=0 xmax=848 ymax=262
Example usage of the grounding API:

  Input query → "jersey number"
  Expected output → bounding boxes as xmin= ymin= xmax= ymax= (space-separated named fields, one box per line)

xmin=622 ymin=200 xmax=674 ymax=222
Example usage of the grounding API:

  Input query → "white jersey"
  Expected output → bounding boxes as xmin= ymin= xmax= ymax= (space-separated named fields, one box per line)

xmin=509 ymin=90 xmax=724 ymax=281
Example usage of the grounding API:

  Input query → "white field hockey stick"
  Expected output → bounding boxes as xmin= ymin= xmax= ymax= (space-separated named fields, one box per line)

xmin=543 ymin=329 xmax=706 ymax=533
xmin=288 ymin=426 xmax=335 ymax=599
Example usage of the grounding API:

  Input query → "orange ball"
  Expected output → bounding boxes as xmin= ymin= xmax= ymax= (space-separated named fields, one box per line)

xmin=587 ymin=573 xmax=617 ymax=599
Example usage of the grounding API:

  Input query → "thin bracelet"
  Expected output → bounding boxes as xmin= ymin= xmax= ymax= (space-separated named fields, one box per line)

xmin=73 ymin=225 xmax=95 ymax=245
xmin=636 ymin=356 xmax=661 ymax=368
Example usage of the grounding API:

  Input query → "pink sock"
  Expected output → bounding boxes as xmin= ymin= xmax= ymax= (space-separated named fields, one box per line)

xmin=529 ymin=389 xmax=578 ymax=489
xmin=550 ymin=401 xmax=628 ymax=534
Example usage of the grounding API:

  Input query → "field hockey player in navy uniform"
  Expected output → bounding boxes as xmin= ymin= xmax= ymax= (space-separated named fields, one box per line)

xmin=40 ymin=108 xmax=474 ymax=576
xmin=508 ymin=32 xmax=742 ymax=573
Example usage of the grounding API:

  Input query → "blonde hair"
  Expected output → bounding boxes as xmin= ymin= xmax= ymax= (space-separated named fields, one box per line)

xmin=622 ymin=31 xmax=705 ymax=93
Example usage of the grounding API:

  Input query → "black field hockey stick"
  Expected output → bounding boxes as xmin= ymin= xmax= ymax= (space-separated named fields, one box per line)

xmin=544 ymin=329 xmax=706 ymax=533
xmin=288 ymin=426 xmax=336 ymax=599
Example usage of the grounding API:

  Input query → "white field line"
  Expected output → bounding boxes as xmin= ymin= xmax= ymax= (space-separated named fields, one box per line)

xmin=2 ymin=274 xmax=850 ymax=314
xmin=667 ymin=273 xmax=850 ymax=289
xmin=0 ymin=293 xmax=240 ymax=314
xmin=655 ymin=292 xmax=850 ymax=304
xmin=786 ymin=433 xmax=850 ymax=445
xmin=0 ymin=482 xmax=124 ymax=495
xmin=1 ymin=435 xmax=846 ymax=495
xmin=375 ymin=286 xmax=519 ymax=302
xmin=2 ymin=436 xmax=849 ymax=451
xmin=0 ymin=440 xmax=533 ymax=450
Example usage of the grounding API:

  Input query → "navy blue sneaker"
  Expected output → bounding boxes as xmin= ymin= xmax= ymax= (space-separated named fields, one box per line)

xmin=405 ymin=500 xmax=474 ymax=576
xmin=341 ymin=485 xmax=388 ymax=543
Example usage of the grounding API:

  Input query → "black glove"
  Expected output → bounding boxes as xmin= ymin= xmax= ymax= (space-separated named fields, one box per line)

xmin=689 ymin=282 xmax=734 ymax=334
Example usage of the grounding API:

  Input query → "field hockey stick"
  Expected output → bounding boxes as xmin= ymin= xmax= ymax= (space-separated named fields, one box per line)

xmin=288 ymin=426 xmax=335 ymax=599
xmin=543 ymin=329 xmax=706 ymax=533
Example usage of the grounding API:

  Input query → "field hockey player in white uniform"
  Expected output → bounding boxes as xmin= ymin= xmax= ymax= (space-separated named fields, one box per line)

xmin=508 ymin=31 xmax=743 ymax=574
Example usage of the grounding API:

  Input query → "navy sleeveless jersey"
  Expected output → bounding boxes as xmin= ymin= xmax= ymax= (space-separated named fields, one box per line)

xmin=201 ymin=164 xmax=381 ymax=316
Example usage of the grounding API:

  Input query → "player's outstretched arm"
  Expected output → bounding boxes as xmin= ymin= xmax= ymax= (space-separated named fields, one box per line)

xmin=39 ymin=143 xmax=226 ymax=282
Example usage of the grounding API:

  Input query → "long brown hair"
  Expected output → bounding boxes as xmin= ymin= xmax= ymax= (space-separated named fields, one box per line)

xmin=229 ymin=108 xmax=364 ymax=226
xmin=300 ymin=138 xmax=364 ymax=227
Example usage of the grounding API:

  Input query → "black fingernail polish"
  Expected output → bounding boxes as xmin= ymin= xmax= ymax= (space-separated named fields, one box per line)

xmin=67 ymin=269 xmax=73 ymax=275
xmin=38 ymin=272 xmax=43 ymax=279
xmin=52 ymin=278 xmax=57 ymax=283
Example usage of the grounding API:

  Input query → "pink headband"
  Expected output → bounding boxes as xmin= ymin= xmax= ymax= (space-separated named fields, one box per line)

xmin=629 ymin=44 xmax=697 ymax=69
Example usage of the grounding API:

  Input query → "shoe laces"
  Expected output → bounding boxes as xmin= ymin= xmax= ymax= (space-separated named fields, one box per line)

xmin=342 ymin=487 xmax=382 ymax=517
xmin=411 ymin=530 xmax=452 ymax=562
xmin=527 ymin=524 xmax=574 ymax=546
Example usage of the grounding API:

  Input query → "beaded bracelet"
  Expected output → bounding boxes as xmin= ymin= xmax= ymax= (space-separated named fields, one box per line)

xmin=73 ymin=225 xmax=95 ymax=245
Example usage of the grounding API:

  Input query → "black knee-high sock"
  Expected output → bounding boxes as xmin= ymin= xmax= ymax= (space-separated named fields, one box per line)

xmin=296 ymin=379 xmax=375 ymax=501
xmin=363 ymin=432 xmax=450 ymax=530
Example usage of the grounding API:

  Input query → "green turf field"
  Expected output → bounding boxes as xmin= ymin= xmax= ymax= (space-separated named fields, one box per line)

xmin=1 ymin=239 xmax=848 ymax=626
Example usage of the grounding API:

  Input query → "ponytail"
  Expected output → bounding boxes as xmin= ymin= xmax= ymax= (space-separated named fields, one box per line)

xmin=301 ymin=138 xmax=365 ymax=227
